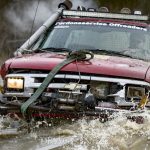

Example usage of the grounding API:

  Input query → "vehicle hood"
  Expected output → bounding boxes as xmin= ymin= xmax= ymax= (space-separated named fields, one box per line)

xmin=6 ymin=53 xmax=150 ymax=80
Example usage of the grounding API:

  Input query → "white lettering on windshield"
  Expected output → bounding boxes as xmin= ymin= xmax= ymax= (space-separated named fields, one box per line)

xmin=109 ymin=23 xmax=147 ymax=31
xmin=55 ymin=22 xmax=147 ymax=31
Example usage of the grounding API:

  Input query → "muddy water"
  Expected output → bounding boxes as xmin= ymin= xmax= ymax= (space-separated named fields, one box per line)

xmin=0 ymin=112 xmax=150 ymax=150
xmin=0 ymin=78 xmax=150 ymax=149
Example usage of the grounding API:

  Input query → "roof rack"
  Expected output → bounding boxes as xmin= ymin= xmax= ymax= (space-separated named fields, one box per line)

xmin=62 ymin=10 xmax=149 ymax=21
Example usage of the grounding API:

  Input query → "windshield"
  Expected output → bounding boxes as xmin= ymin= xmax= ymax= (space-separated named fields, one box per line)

xmin=33 ymin=20 xmax=150 ymax=61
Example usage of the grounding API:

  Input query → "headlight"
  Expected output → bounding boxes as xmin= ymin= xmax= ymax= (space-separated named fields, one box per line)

xmin=127 ymin=86 xmax=145 ymax=99
xmin=6 ymin=77 xmax=24 ymax=90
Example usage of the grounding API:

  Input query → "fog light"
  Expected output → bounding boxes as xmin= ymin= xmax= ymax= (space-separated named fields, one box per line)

xmin=127 ymin=86 xmax=145 ymax=99
xmin=7 ymin=77 xmax=24 ymax=89
xmin=0 ymin=85 xmax=3 ymax=93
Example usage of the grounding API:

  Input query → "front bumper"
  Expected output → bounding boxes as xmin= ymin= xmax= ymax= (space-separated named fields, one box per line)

xmin=1 ymin=73 xmax=150 ymax=119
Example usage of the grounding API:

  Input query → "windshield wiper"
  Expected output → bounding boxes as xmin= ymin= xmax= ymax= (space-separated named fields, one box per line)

xmin=34 ymin=47 xmax=72 ymax=53
xmin=34 ymin=48 xmax=136 ymax=59
xmin=85 ymin=49 xmax=133 ymax=58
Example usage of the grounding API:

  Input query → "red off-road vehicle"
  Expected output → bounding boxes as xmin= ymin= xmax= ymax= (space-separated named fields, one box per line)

xmin=0 ymin=1 xmax=150 ymax=119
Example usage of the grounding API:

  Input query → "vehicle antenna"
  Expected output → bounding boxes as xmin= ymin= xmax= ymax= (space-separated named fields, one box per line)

xmin=28 ymin=0 xmax=41 ymax=49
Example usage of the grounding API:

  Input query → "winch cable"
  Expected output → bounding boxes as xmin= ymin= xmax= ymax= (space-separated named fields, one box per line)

xmin=21 ymin=50 xmax=94 ymax=117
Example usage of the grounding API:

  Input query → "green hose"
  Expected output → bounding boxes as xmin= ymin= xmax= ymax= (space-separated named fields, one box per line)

xmin=21 ymin=50 xmax=94 ymax=116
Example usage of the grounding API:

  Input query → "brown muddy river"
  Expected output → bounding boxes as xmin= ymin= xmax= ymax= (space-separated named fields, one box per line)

xmin=0 ymin=111 xmax=150 ymax=150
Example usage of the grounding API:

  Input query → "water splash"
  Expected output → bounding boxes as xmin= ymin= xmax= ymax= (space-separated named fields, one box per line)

xmin=60 ymin=111 xmax=150 ymax=150
xmin=1 ymin=111 xmax=150 ymax=149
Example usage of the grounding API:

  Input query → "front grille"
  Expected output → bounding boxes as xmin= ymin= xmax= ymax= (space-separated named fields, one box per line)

xmin=34 ymin=76 xmax=89 ymax=84
xmin=4 ymin=73 xmax=150 ymax=108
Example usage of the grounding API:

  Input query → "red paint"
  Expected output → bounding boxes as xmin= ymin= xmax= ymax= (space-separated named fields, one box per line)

xmin=2 ymin=53 xmax=150 ymax=80
xmin=1 ymin=19 xmax=149 ymax=82
xmin=0 ymin=60 xmax=12 ymax=79
xmin=144 ymin=66 xmax=150 ymax=83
